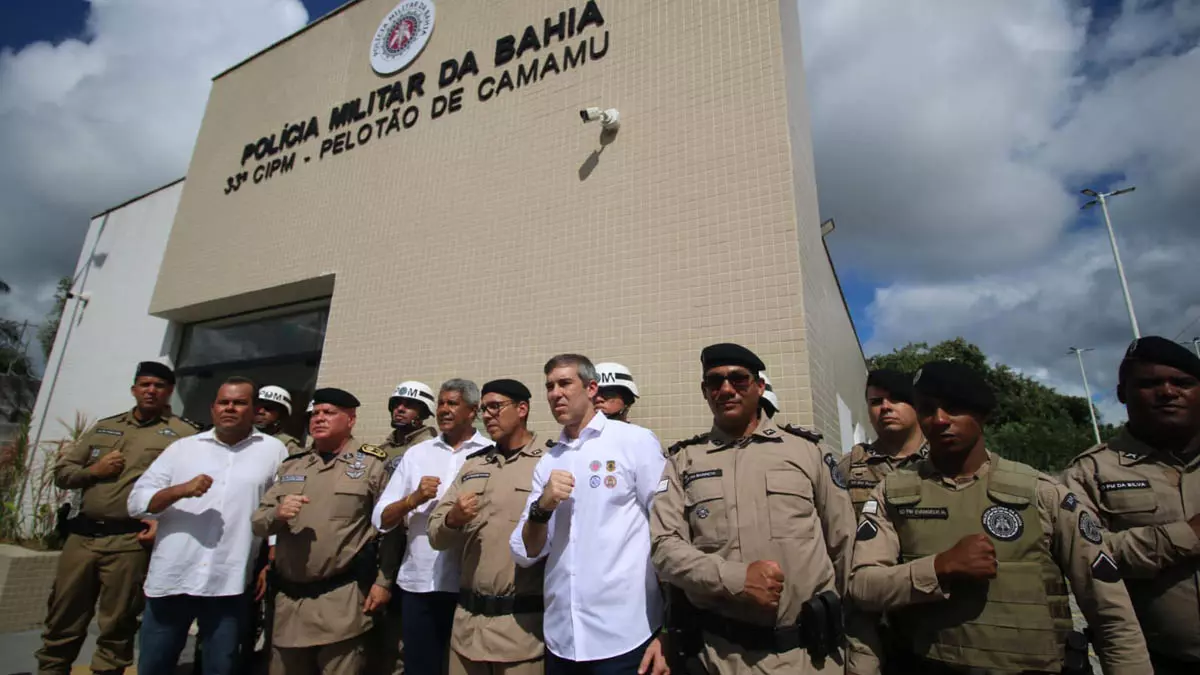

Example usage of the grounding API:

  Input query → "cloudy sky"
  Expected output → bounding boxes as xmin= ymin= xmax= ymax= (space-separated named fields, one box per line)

xmin=1 ymin=0 xmax=1197 ymax=425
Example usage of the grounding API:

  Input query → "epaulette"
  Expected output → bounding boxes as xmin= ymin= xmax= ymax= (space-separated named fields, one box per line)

xmin=359 ymin=444 xmax=386 ymax=460
xmin=781 ymin=424 xmax=823 ymax=443
xmin=667 ymin=433 xmax=709 ymax=456
xmin=178 ymin=416 xmax=205 ymax=431
xmin=1067 ymin=442 xmax=1110 ymax=466
xmin=465 ymin=445 xmax=495 ymax=460
xmin=285 ymin=450 xmax=310 ymax=461
xmin=98 ymin=411 xmax=126 ymax=423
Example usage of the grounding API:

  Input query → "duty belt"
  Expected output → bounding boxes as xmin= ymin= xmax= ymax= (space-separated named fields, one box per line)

xmin=68 ymin=517 xmax=145 ymax=537
xmin=458 ymin=590 xmax=544 ymax=617
xmin=695 ymin=609 xmax=807 ymax=653
xmin=272 ymin=568 xmax=360 ymax=600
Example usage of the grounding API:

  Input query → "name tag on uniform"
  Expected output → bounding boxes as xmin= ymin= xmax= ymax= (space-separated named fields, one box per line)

xmin=848 ymin=479 xmax=876 ymax=489
xmin=682 ymin=469 xmax=722 ymax=488
xmin=280 ymin=475 xmax=306 ymax=483
xmin=1099 ymin=480 xmax=1150 ymax=492
xmin=95 ymin=428 xmax=123 ymax=437
xmin=896 ymin=506 xmax=949 ymax=519
xmin=461 ymin=472 xmax=490 ymax=483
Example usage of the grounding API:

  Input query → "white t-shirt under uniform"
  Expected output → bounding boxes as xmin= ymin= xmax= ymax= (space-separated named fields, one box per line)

xmin=509 ymin=413 xmax=666 ymax=662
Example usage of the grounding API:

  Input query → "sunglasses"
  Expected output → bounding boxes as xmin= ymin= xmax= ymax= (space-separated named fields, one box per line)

xmin=702 ymin=370 xmax=756 ymax=393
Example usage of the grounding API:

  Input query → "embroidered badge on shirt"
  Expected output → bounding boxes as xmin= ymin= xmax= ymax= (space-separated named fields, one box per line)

xmin=280 ymin=475 xmax=306 ymax=483
xmin=656 ymin=478 xmax=669 ymax=494
xmin=982 ymin=505 xmax=1024 ymax=542
xmin=345 ymin=469 xmax=365 ymax=479
xmin=589 ymin=460 xmax=601 ymax=472
xmin=158 ymin=428 xmax=179 ymax=437
xmin=824 ymin=453 xmax=848 ymax=490
xmin=862 ymin=499 xmax=879 ymax=515
xmin=589 ymin=475 xmax=602 ymax=488
xmin=1099 ymin=480 xmax=1151 ymax=492
xmin=856 ymin=520 xmax=878 ymax=541
xmin=1061 ymin=493 xmax=1078 ymax=512
xmin=695 ymin=505 xmax=710 ymax=519
xmin=1091 ymin=551 xmax=1121 ymax=583
xmin=89 ymin=446 xmax=103 ymax=460
xmin=896 ymin=506 xmax=949 ymax=519
xmin=95 ymin=428 xmax=123 ymax=437
xmin=682 ymin=469 xmax=723 ymax=488
xmin=1078 ymin=511 xmax=1104 ymax=544
xmin=604 ymin=475 xmax=617 ymax=489
xmin=606 ymin=460 xmax=617 ymax=472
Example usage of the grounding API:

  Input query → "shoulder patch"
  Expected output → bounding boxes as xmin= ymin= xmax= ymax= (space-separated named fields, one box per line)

xmin=359 ymin=444 xmax=386 ymax=460
xmin=824 ymin=453 xmax=848 ymax=489
xmin=782 ymin=424 xmax=823 ymax=443
xmin=1091 ymin=551 xmax=1121 ymax=583
xmin=668 ymin=433 xmax=709 ymax=456
xmin=465 ymin=446 xmax=494 ymax=461
xmin=1061 ymin=493 xmax=1078 ymax=512
xmin=1078 ymin=511 xmax=1104 ymax=544
xmin=856 ymin=520 xmax=879 ymax=541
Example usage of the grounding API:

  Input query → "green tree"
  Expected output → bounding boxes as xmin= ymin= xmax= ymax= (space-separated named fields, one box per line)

xmin=867 ymin=338 xmax=1119 ymax=472
xmin=37 ymin=277 xmax=72 ymax=360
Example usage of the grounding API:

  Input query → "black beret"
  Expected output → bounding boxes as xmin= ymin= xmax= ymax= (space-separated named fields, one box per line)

xmin=134 ymin=361 xmax=175 ymax=385
xmin=481 ymin=378 xmax=531 ymax=402
xmin=913 ymin=361 xmax=996 ymax=415
xmin=700 ymin=343 xmax=765 ymax=373
xmin=866 ymin=369 xmax=915 ymax=404
xmin=1120 ymin=336 xmax=1200 ymax=381
xmin=310 ymin=387 xmax=361 ymax=409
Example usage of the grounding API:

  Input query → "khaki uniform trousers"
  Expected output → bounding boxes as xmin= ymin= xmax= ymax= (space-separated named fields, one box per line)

xmin=450 ymin=650 xmax=544 ymax=675
xmin=35 ymin=534 xmax=149 ymax=675
xmin=272 ymin=634 xmax=367 ymax=675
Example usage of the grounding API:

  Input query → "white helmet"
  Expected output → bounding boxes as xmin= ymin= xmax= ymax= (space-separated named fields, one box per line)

xmin=595 ymin=362 xmax=639 ymax=398
xmin=760 ymin=371 xmax=780 ymax=416
xmin=389 ymin=381 xmax=436 ymax=417
xmin=257 ymin=385 xmax=292 ymax=416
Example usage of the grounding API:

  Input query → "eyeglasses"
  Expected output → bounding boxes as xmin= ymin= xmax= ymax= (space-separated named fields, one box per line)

xmin=702 ymin=370 xmax=755 ymax=393
xmin=479 ymin=400 xmax=517 ymax=417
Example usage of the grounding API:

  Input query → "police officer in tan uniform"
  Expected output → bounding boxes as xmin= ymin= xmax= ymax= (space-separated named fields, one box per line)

xmin=1063 ymin=336 xmax=1200 ymax=674
xmin=371 ymin=381 xmax=438 ymax=675
xmin=759 ymin=371 xmax=781 ymax=419
xmin=838 ymin=369 xmax=927 ymax=517
xmin=36 ymin=360 xmax=198 ymax=675
xmin=848 ymin=361 xmax=1151 ymax=675
xmin=428 ymin=378 xmax=546 ymax=675
xmin=651 ymin=343 xmax=857 ymax=674
xmin=256 ymin=385 xmax=304 ymax=453
xmin=251 ymin=387 xmax=391 ymax=675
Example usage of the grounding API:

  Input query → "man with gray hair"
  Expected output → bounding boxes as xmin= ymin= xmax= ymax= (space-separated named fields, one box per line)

xmin=373 ymin=378 xmax=491 ymax=675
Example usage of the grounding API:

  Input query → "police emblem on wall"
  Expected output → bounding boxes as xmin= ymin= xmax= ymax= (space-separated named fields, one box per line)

xmin=981 ymin=505 xmax=1024 ymax=541
xmin=370 ymin=0 xmax=436 ymax=75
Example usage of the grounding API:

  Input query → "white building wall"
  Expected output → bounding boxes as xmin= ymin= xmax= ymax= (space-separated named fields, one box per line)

xmin=27 ymin=180 xmax=184 ymax=459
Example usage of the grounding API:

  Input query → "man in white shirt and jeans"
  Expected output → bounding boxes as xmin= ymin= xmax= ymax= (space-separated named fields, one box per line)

xmin=128 ymin=376 xmax=288 ymax=675
xmin=373 ymin=378 xmax=492 ymax=675
xmin=510 ymin=354 xmax=669 ymax=675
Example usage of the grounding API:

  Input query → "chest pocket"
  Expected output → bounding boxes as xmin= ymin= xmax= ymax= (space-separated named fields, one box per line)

xmin=130 ymin=447 xmax=166 ymax=471
xmin=1099 ymin=484 xmax=1161 ymax=527
xmin=766 ymin=470 xmax=815 ymax=539
xmin=332 ymin=481 xmax=369 ymax=520
xmin=84 ymin=436 xmax=123 ymax=465
xmin=685 ymin=477 xmax=728 ymax=549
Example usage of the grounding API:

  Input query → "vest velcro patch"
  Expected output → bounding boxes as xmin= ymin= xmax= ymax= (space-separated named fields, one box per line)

xmin=461 ymin=472 xmax=490 ymax=483
xmin=896 ymin=506 xmax=949 ymax=519
xmin=1091 ymin=551 xmax=1121 ymax=583
xmin=682 ymin=469 xmax=722 ymax=488
xmin=1099 ymin=480 xmax=1150 ymax=492
xmin=981 ymin=505 xmax=1024 ymax=542
xmin=280 ymin=475 xmax=306 ymax=483
xmin=856 ymin=520 xmax=878 ymax=541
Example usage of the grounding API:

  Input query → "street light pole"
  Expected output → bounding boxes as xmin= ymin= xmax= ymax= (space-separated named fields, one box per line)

xmin=1069 ymin=347 xmax=1102 ymax=445
xmin=1082 ymin=186 xmax=1140 ymax=339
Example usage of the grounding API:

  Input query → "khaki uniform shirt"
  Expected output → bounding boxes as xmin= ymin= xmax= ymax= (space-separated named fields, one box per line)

xmin=379 ymin=425 xmax=437 ymax=472
xmin=838 ymin=441 xmax=927 ymax=517
xmin=849 ymin=452 xmax=1151 ymax=674
xmin=54 ymin=409 xmax=198 ymax=552
xmin=377 ymin=424 xmax=436 ymax=586
xmin=427 ymin=433 xmax=545 ymax=663
xmin=650 ymin=415 xmax=856 ymax=672
xmin=273 ymin=431 xmax=305 ymax=455
xmin=1063 ymin=429 xmax=1200 ymax=662
xmin=251 ymin=437 xmax=389 ymax=648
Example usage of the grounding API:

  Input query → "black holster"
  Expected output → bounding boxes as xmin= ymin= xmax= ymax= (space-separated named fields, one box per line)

xmin=1062 ymin=630 xmax=1094 ymax=675
xmin=799 ymin=590 xmax=844 ymax=660
xmin=664 ymin=585 xmax=702 ymax=672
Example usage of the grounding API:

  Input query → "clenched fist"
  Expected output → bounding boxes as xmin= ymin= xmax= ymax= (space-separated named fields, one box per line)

xmin=538 ymin=470 xmax=575 ymax=511
xmin=934 ymin=533 xmax=998 ymax=581
xmin=412 ymin=476 xmax=441 ymax=506
xmin=89 ymin=451 xmax=125 ymax=478
xmin=182 ymin=474 xmax=214 ymax=498
xmin=446 ymin=492 xmax=481 ymax=528
xmin=743 ymin=560 xmax=785 ymax=609
xmin=276 ymin=495 xmax=310 ymax=521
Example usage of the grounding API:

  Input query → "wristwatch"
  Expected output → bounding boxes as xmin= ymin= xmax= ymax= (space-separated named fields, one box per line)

xmin=528 ymin=500 xmax=554 ymax=524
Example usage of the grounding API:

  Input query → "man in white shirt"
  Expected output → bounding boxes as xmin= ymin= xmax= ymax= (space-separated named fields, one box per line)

xmin=373 ymin=379 xmax=492 ymax=675
xmin=128 ymin=376 xmax=287 ymax=675
xmin=510 ymin=354 xmax=669 ymax=675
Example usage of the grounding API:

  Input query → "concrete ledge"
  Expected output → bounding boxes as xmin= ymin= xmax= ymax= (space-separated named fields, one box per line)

xmin=0 ymin=543 xmax=58 ymax=633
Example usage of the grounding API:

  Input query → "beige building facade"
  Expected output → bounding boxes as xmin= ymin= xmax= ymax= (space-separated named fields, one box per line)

xmin=129 ymin=0 xmax=869 ymax=448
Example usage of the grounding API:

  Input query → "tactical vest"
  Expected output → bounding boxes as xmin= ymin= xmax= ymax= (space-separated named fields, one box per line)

xmin=883 ymin=458 xmax=1072 ymax=672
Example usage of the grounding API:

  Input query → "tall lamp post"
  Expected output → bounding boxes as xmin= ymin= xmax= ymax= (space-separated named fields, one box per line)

xmin=1068 ymin=346 xmax=1102 ymax=445
xmin=1081 ymin=186 xmax=1140 ymax=339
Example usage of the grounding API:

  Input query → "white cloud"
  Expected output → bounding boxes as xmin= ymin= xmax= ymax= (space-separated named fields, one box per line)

xmin=0 ymin=0 xmax=308 ymax=330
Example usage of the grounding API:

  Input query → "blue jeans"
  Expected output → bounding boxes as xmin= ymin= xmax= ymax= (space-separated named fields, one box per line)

xmin=545 ymin=637 xmax=653 ymax=675
xmin=138 ymin=594 xmax=246 ymax=675
xmin=400 ymin=590 xmax=457 ymax=675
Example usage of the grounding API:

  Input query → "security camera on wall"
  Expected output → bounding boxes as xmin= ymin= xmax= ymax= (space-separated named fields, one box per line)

xmin=580 ymin=107 xmax=620 ymax=131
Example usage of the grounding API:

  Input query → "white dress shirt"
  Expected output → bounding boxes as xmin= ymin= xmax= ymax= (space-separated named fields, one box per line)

xmin=373 ymin=430 xmax=492 ymax=594
xmin=509 ymin=413 xmax=666 ymax=661
xmin=128 ymin=429 xmax=287 ymax=598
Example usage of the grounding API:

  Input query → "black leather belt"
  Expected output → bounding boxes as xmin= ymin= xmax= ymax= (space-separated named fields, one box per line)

xmin=68 ymin=517 xmax=146 ymax=537
xmin=696 ymin=609 xmax=806 ymax=653
xmin=457 ymin=590 xmax=544 ymax=617
xmin=272 ymin=569 xmax=360 ymax=600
